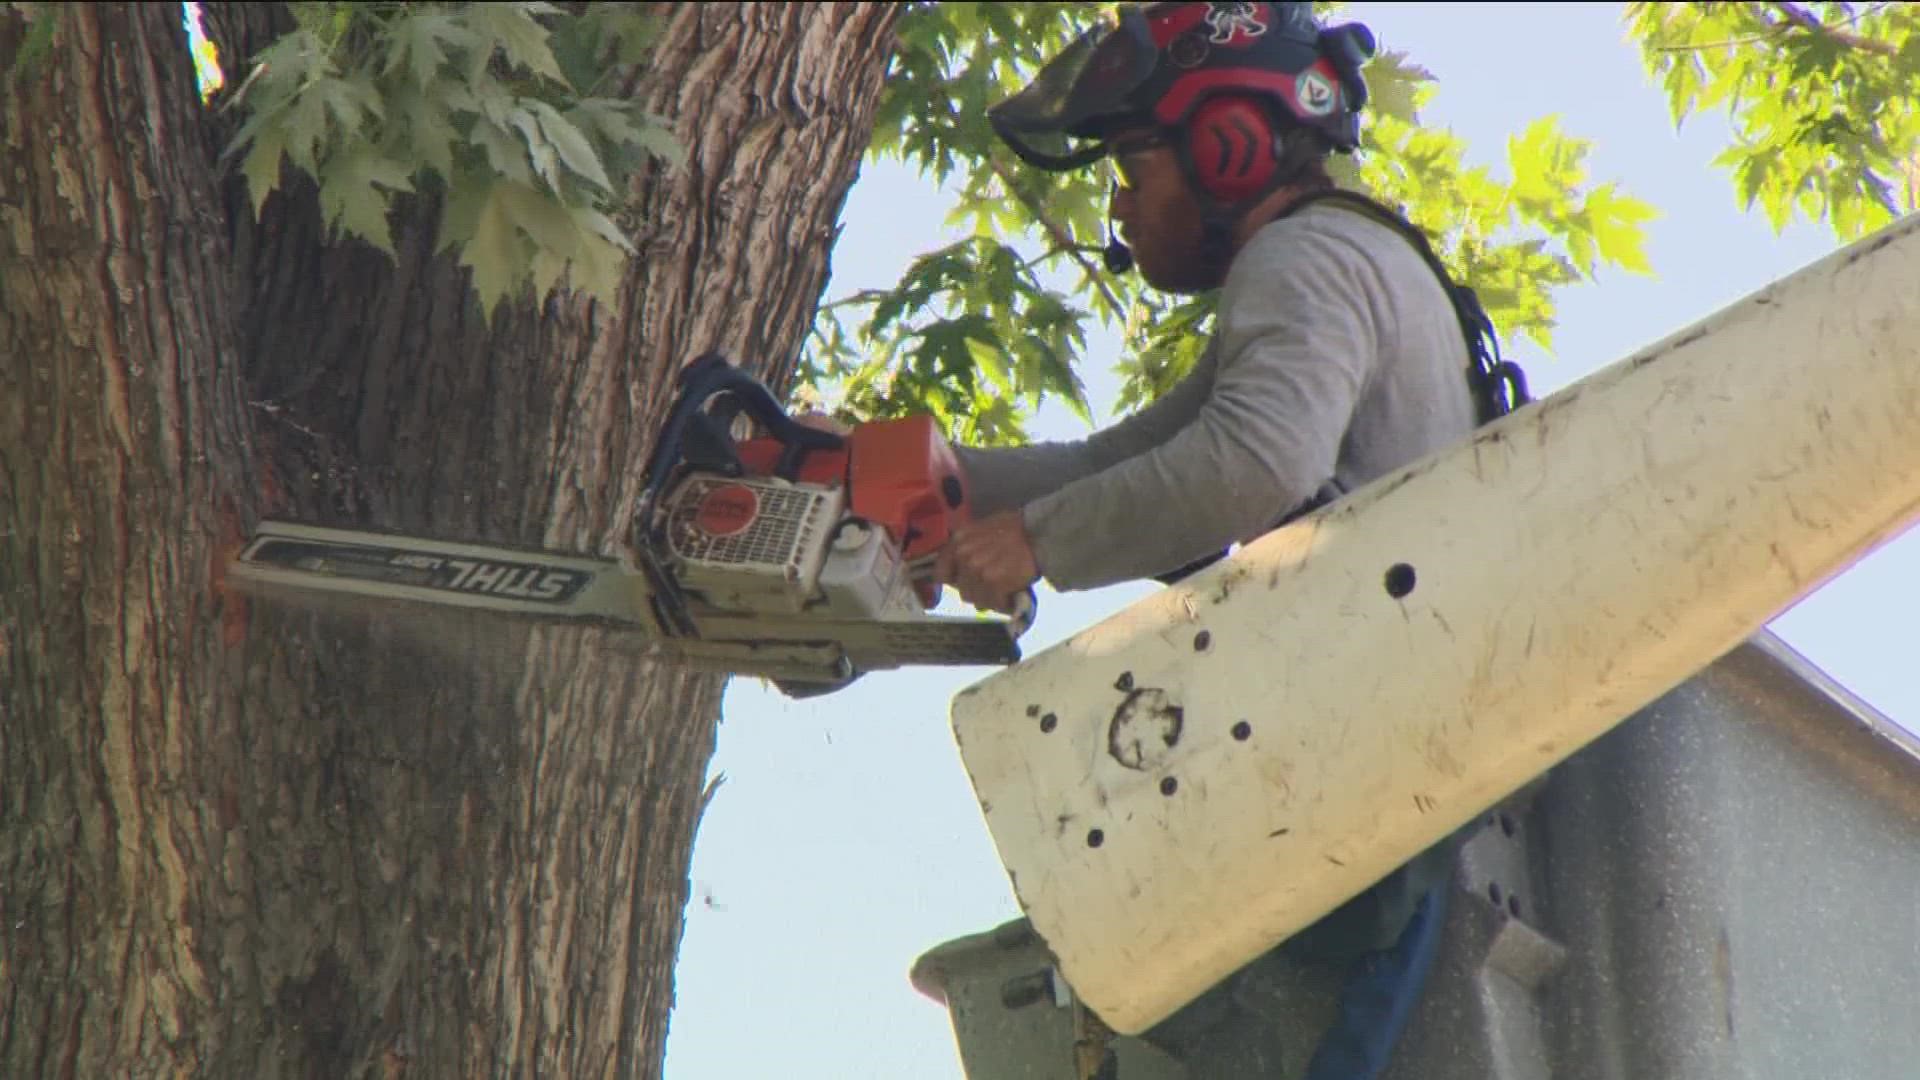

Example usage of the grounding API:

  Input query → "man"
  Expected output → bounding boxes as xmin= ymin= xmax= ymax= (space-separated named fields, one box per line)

xmin=920 ymin=3 xmax=1527 ymax=1075
xmin=935 ymin=0 xmax=1520 ymax=617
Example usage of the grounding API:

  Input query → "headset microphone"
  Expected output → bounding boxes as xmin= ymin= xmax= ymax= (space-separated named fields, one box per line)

xmin=1102 ymin=202 xmax=1133 ymax=274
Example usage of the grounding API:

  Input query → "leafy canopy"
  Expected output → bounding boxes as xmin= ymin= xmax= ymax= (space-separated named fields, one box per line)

xmin=214 ymin=1 xmax=682 ymax=320
xmin=167 ymin=1 xmax=1916 ymax=444
xmin=1628 ymin=1 xmax=1920 ymax=241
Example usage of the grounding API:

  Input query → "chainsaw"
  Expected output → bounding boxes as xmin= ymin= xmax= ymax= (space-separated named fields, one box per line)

xmin=228 ymin=353 xmax=1034 ymax=698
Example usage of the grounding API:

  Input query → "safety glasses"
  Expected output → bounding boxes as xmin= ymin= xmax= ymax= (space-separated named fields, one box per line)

xmin=1107 ymin=131 xmax=1175 ymax=190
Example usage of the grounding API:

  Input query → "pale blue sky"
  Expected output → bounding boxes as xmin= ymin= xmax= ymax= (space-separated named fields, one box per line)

xmin=663 ymin=4 xmax=1916 ymax=1077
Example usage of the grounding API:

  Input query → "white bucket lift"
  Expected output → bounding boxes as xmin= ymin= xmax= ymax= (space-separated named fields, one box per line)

xmin=945 ymin=211 xmax=1920 ymax=1038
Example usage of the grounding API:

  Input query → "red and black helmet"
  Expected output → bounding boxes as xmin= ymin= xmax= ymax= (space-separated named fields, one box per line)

xmin=989 ymin=2 xmax=1376 ymax=173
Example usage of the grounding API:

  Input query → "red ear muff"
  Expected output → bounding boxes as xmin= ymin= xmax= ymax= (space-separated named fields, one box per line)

xmin=1185 ymin=94 xmax=1279 ymax=204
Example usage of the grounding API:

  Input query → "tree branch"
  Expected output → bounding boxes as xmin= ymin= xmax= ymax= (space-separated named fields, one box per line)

xmin=1650 ymin=25 xmax=1795 ymax=53
xmin=1768 ymin=1 xmax=1899 ymax=56
xmin=985 ymin=154 xmax=1131 ymax=325
xmin=1655 ymin=2 xmax=1896 ymax=54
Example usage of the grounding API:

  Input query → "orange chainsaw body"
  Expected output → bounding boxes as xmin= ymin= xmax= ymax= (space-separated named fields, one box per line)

xmin=734 ymin=415 xmax=971 ymax=605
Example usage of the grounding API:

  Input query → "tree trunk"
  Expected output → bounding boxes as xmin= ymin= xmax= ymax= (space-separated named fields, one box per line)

xmin=0 ymin=3 xmax=899 ymax=1077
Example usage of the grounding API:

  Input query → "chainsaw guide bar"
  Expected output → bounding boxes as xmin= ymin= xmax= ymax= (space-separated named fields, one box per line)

xmin=232 ymin=518 xmax=1024 ymax=693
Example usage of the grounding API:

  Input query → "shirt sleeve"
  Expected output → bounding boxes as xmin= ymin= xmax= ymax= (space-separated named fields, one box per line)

xmin=1019 ymin=223 xmax=1381 ymax=590
xmin=950 ymin=350 xmax=1216 ymax=517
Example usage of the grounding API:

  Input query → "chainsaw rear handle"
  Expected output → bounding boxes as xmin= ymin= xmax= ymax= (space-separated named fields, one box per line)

xmin=642 ymin=353 xmax=844 ymax=502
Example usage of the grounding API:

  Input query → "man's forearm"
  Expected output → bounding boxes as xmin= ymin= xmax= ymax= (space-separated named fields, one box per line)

xmin=953 ymin=442 xmax=1110 ymax=518
xmin=953 ymin=353 xmax=1215 ymax=517
xmin=1017 ymin=430 xmax=1299 ymax=592
xmin=1020 ymin=341 xmax=1368 ymax=590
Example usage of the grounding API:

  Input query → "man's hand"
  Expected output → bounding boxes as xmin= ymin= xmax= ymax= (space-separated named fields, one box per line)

xmin=936 ymin=510 xmax=1040 ymax=615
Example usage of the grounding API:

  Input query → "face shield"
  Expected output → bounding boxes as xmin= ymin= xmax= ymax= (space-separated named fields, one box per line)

xmin=987 ymin=6 xmax=1163 ymax=172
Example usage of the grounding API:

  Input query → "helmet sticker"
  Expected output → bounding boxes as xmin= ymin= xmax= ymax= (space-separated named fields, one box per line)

xmin=1169 ymin=28 xmax=1211 ymax=69
xmin=1204 ymin=2 xmax=1269 ymax=47
xmin=1295 ymin=68 xmax=1337 ymax=116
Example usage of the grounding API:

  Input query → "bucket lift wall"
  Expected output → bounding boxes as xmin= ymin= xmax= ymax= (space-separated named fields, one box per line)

xmin=916 ymin=632 xmax=1920 ymax=1079
xmin=946 ymin=211 xmax=1920 ymax=1035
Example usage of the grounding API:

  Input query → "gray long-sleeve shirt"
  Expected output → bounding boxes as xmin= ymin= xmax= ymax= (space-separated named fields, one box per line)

xmin=953 ymin=200 xmax=1479 ymax=591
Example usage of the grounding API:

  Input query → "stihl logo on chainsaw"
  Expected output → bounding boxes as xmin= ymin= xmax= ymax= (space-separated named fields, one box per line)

xmin=387 ymin=552 xmax=589 ymax=602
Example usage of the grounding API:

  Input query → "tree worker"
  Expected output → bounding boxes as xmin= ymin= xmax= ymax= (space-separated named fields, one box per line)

xmin=924 ymin=3 xmax=1527 ymax=1075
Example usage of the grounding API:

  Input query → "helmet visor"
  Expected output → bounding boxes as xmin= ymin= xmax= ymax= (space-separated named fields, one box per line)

xmin=988 ymin=6 xmax=1160 ymax=172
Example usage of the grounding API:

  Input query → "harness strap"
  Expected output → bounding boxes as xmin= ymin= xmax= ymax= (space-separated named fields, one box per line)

xmin=1275 ymin=188 xmax=1531 ymax=425
xmin=1153 ymin=188 xmax=1530 ymax=586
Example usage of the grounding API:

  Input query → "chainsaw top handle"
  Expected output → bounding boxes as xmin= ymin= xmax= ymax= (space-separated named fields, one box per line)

xmin=641 ymin=353 xmax=844 ymax=502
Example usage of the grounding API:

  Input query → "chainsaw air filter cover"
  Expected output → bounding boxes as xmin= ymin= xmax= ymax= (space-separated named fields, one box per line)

xmin=662 ymin=473 xmax=845 ymax=614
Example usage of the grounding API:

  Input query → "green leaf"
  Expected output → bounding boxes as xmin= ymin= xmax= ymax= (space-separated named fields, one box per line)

xmin=527 ymin=99 xmax=613 ymax=191
xmin=1581 ymin=183 xmax=1659 ymax=278
xmin=247 ymin=27 xmax=329 ymax=99
xmin=281 ymin=82 xmax=330 ymax=174
xmin=495 ymin=178 xmax=579 ymax=254
xmin=471 ymin=2 xmax=567 ymax=86
xmin=317 ymin=147 xmax=415 ymax=254
xmin=383 ymin=11 xmax=479 ymax=90
xmin=240 ymin=124 xmax=289 ymax=217
xmin=528 ymin=244 xmax=573 ymax=300
xmin=471 ymin=115 xmax=535 ymax=185
xmin=442 ymin=76 xmax=512 ymax=127
xmin=461 ymin=183 xmax=527 ymax=321
xmin=313 ymin=73 xmax=382 ymax=136
xmin=507 ymin=104 xmax=562 ymax=190
xmin=390 ymin=83 xmax=460 ymax=178
xmin=480 ymin=181 xmax=633 ymax=307
xmin=1362 ymin=49 xmax=1435 ymax=125
xmin=570 ymin=205 xmax=634 ymax=253
xmin=568 ymin=97 xmax=648 ymax=147
xmin=435 ymin=172 xmax=487 ymax=255
xmin=565 ymin=224 xmax=627 ymax=304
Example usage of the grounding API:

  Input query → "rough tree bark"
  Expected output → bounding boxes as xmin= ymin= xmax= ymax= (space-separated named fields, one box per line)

xmin=0 ymin=3 xmax=899 ymax=1076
